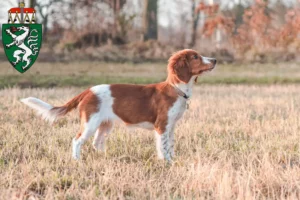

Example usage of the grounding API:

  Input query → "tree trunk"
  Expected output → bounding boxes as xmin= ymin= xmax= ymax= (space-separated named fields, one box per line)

xmin=189 ymin=0 xmax=200 ymax=47
xmin=29 ymin=0 xmax=36 ymax=8
xmin=143 ymin=0 xmax=158 ymax=41
xmin=43 ymin=15 xmax=48 ymax=42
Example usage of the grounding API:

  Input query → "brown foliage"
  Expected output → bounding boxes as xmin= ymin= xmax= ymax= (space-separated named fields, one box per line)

xmin=199 ymin=0 xmax=300 ymax=59
xmin=197 ymin=3 xmax=234 ymax=39
xmin=232 ymin=0 xmax=273 ymax=53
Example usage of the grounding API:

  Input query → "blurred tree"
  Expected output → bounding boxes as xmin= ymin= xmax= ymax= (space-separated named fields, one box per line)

xmin=143 ymin=0 xmax=158 ymax=41
xmin=232 ymin=2 xmax=245 ymax=33
xmin=103 ymin=0 xmax=127 ymax=13
xmin=29 ymin=0 xmax=36 ymax=8
xmin=189 ymin=0 xmax=201 ymax=47
xmin=35 ymin=0 xmax=60 ymax=41
xmin=102 ymin=0 xmax=132 ymax=44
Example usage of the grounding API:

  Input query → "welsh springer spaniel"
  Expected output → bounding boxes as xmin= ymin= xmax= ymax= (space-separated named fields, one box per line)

xmin=21 ymin=49 xmax=216 ymax=162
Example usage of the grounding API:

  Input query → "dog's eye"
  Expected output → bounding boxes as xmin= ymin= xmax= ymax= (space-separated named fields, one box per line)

xmin=194 ymin=55 xmax=198 ymax=59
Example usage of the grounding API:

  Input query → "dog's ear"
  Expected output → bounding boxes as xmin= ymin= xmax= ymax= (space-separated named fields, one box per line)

xmin=173 ymin=57 xmax=191 ymax=83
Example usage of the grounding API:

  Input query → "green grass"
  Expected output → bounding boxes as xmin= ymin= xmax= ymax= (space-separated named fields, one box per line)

xmin=0 ymin=75 xmax=163 ymax=89
xmin=2 ymin=75 xmax=300 ymax=89
xmin=0 ymin=61 xmax=300 ymax=88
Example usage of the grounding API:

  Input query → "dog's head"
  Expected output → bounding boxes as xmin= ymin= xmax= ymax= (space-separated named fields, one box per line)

xmin=167 ymin=49 xmax=217 ymax=84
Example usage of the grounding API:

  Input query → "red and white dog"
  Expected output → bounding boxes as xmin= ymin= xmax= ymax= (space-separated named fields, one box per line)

xmin=21 ymin=49 xmax=216 ymax=162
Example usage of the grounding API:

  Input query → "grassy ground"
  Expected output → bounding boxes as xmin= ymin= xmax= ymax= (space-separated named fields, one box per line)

xmin=1 ymin=85 xmax=300 ymax=199
xmin=1 ymin=61 xmax=300 ymax=88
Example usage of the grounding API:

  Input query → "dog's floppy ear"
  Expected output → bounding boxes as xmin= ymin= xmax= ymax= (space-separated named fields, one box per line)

xmin=173 ymin=57 xmax=190 ymax=83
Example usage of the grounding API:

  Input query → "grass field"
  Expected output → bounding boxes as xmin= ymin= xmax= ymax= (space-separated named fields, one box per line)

xmin=1 ymin=85 xmax=300 ymax=199
xmin=1 ymin=61 xmax=300 ymax=88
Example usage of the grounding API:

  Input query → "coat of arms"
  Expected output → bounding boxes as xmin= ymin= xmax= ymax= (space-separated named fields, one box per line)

xmin=2 ymin=1 xmax=42 ymax=73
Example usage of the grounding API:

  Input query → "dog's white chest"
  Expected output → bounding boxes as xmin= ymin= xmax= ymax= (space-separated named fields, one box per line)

xmin=168 ymin=98 xmax=187 ymax=122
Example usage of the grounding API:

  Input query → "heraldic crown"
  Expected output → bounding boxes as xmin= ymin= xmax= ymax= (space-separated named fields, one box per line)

xmin=8 ymin=2 xmax=36 ymax=24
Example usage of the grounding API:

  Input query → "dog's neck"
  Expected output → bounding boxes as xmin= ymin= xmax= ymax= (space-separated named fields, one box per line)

xmin=167 ymin=75 xmax=197 ymax=99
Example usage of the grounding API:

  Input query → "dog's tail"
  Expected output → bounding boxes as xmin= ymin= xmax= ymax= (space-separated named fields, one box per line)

xmin=21 ymin=90 xmax=89 ymax=123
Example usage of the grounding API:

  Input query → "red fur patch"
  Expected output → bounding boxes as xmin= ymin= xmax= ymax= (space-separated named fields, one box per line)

xmin=110 ymin=83 xmax=178 ymax=134
xmin=79 ymin=91 xmax=100 ymax=123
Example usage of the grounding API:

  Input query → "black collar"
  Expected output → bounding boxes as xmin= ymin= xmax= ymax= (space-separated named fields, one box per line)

xmin=182 ymin=93 xmax=189 ymax=99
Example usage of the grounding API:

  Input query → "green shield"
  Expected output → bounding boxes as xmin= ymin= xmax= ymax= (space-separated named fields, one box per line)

xmin=2 ymin=24 xmax=42 ymax=73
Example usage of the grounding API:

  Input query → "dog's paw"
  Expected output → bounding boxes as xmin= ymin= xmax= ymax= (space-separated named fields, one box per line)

xmin=157 ymin=153 xmax=164 ymax=160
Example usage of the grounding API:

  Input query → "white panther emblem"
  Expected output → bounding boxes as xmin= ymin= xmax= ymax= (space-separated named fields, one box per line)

xmin=5 ymin=26 xmax=39 ymax=69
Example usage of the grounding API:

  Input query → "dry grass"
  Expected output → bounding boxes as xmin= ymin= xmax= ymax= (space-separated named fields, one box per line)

xmin=1 ymin=85 xmax=300 ymax=199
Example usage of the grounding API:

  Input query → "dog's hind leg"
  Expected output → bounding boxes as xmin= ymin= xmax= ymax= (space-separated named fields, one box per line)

xmin=72 ymin=115 xmax=101 ymax=160
xmin=72 ymin=95 xmax=101 ymax=160
xmin=93 ymin=120 xmax=113 ymax=152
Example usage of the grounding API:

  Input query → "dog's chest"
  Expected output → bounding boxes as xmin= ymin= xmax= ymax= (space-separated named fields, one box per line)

xmin=168 ymin=98 xmax=187 ymax=122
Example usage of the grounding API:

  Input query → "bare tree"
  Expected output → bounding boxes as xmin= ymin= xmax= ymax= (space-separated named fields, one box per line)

xmin=143 ymin=0 xmax=158 ymax=41
xmin=35 ymin=0 xmax=60 ymax=41
xmin=189 ymin=0 xmax=201 ymax=47
xmin=29 ymin=0 xmax=36 ymax=8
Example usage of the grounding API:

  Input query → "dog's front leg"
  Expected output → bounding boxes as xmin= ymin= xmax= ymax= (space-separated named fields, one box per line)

xmin=155 ymin=130 xmax=172 ymax=163
xmin=169 ymin=126 xmax=175 ymax=158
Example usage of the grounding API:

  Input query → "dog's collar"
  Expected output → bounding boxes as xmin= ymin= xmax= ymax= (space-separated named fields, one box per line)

xmin=171 ymin=84 xmax=190 ymax=100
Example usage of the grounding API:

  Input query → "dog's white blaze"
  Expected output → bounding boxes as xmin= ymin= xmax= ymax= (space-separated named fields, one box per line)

xmin=202 ymin=56 xmax=211 ymax=64
xmin=91 ymin=84 xmax=119 ymax=120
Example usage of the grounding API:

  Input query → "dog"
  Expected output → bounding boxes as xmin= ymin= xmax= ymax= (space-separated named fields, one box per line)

xmin=21 ymin=49 xmax=216 ymax=162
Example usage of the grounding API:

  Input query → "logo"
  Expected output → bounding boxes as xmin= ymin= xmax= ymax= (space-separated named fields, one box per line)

xmin=2 ymin=2 xmax=42 ymax=73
